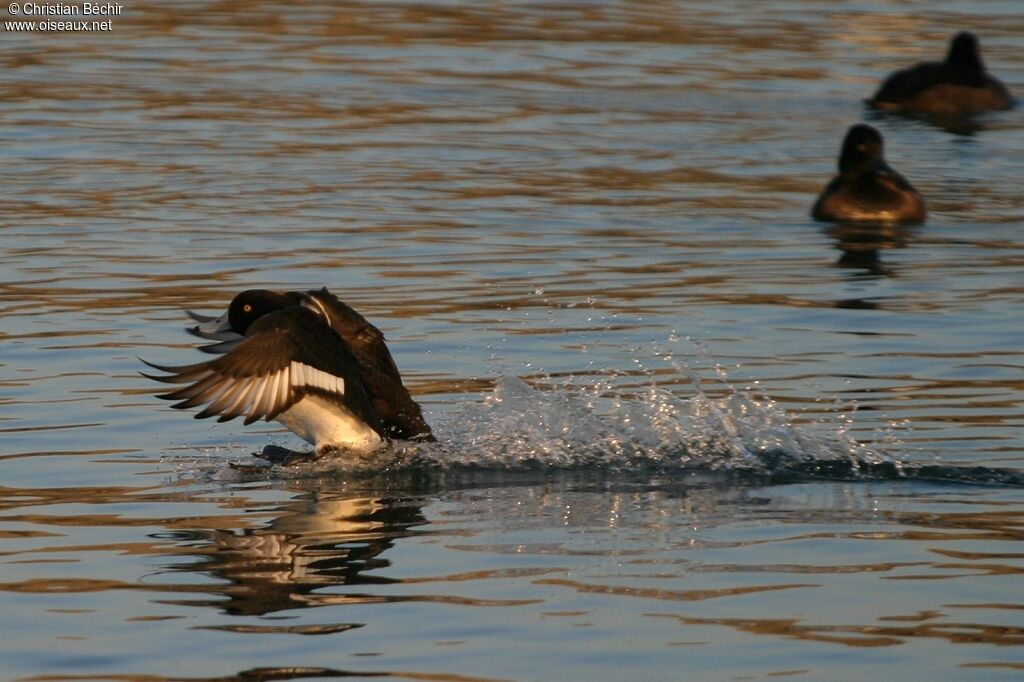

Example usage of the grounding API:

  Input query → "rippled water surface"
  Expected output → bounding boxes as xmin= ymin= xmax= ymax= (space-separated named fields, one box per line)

xmin=2 ymin=1 xmax=1024 ymax=680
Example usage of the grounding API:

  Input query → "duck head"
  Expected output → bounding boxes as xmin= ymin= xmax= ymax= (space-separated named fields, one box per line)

xmin=838 ymin=123 xmax=885 ymax=175
xmin=192 ymin=289 xmax=290 ymax=339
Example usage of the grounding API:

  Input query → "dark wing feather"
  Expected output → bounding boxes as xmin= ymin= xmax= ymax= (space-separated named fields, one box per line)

xmin=186 ymin=325 xmax=243 ymax=342
xmin=185 ymin=310 xmax=218 ymax=324
xmin=140 ymin=358 xmax=211 ymax=383
xmin=196 ymin=339 xmax=243 ymax=355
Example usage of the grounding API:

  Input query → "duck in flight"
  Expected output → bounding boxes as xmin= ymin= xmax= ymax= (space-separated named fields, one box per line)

xmin=142 ymin=288 xmax=434 ymax=460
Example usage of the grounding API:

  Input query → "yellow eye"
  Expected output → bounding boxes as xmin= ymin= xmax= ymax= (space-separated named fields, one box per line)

xmin=243 ymin=304 xmax=253 ymax=313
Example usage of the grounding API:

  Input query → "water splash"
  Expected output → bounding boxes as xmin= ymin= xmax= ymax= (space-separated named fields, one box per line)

xmin=219 ymin=348 xmax=890 ymax=480
xmin=170 ymin=341 xmax=1022 ymax=487
xmin=426 ymin=372 xmax=883 ymax=474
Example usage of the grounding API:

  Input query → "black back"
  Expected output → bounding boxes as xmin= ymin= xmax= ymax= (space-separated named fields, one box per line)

xmin=302 ymin=289 xmax=434 ymax=442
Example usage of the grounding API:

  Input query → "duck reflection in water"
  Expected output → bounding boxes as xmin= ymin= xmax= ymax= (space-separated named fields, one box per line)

xmin=156 ymin=493 xmax=425 ymax=616
xmin=825 ymin=222 xmax=917 ymax=281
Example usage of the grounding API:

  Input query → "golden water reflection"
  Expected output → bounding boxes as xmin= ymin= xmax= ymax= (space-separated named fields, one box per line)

xmin=2 ymin=473 xmax=1024 ymax=678
xmin=151 ymin=493 xmax=428 ymax=616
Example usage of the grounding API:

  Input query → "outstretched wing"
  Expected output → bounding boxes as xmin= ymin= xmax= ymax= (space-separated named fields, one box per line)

xmin=142 ymin=308 xmax=377 ymax=428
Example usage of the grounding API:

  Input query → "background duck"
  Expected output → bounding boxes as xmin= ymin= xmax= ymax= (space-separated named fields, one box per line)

xmin=867 ymin=31 xmax=1013 ymax=115
xmin=811 ymin=124 xmax=926 ymax=226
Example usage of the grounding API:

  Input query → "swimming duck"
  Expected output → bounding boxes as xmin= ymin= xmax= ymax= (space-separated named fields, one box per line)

xmin=143 ymin=288 xmax=434 ymax=457
xmin=868 ymin=32 xmax=1013 ymax=115
xmin=811 ymin=124 xmax=926 ymax=226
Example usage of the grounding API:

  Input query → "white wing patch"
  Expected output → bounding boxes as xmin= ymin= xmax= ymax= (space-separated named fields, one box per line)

xmin=289 ymin=361 xmax=345 ymax=396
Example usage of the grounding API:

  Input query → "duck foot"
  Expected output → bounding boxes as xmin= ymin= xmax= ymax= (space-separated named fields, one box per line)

xmin=227 ymin=462 xmax=272 ymax=476
xmin=253 ymin=444 xmax=319 ymax=466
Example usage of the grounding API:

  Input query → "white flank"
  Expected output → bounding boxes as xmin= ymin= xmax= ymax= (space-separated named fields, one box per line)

xmin=277 ymin=395 xmax=382 ymax=453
